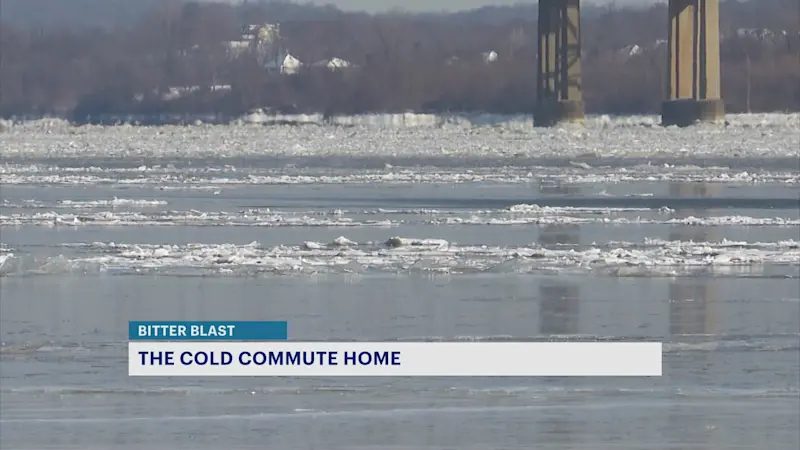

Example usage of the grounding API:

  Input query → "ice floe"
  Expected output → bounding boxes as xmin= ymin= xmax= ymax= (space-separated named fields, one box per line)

xmin=1 ymin=208 xmax=797 ymax=228
xmin=1 ymin=237 xmax=797 ymax=278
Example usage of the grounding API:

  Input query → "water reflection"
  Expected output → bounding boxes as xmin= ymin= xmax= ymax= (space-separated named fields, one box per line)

xmin=669 ymin=277 xmax=715 ymax=336
xmin=668 ymin=181 xmax=719 ymax=198
xmin=669 ymin=182 xmax=719 ymax=243
xmin=669 ymin=227 xmax=714 ymax=243
xmin=539 ymin=283 xmax=581 ymax=335
xmin=538 ymin=224 xmax=582 ymax=249
xmin=538 ymin=224 xmax=581 ymax=335
xmin=539 ymin=178 xmax=583 ymax=196
xmin=668 ymin=181 xmax=721 ymax=219
xmin=668 ymin=276 xmax=719 ymax=440
xmin=666 ymin=407 xmax=718 ymax=450
xmin=535 ymin=416 xmax=579 ymax=446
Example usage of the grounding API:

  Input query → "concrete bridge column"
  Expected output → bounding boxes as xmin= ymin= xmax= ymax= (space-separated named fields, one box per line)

xmin=535 ymin=0 xmax=584 ymax=127
xmin=662 ymin=0 xmax=725 ymax=126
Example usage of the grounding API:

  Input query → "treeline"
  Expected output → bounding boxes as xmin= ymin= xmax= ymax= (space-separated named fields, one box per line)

xmin=0 ymin=0 xmax=798 ymax=120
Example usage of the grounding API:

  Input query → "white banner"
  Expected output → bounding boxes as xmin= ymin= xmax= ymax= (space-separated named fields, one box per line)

xmin=129 ymin=342 xmax=662 ymax=377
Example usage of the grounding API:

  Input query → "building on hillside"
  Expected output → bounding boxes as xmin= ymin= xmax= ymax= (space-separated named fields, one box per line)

xmin=265 ymin=51 xmax=303 ymax=75
xmin=223 ymin=40 xmax=252 ymax=59
xmin=224 ymin=23 xmax=285 ymax=63
xmin=311 ymin=57 xmax=352 ymax=70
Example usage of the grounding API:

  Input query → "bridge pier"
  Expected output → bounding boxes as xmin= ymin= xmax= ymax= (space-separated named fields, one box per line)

xmin=662 ymin=0 xmax=725 ymax=126
xmin=535 ymin=0 xmax=584 ymax=127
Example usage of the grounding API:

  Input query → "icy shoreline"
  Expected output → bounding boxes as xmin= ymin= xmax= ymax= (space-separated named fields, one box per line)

xmin=2 ymin=112 xmax=799 ymax=163
xmin=1 ymin=111 xmax=799 ymax=130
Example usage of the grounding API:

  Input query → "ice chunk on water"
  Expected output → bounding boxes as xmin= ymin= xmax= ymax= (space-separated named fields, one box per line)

xmin=385 ymin=237 xmax=449 ymax=250
xmin=331 ymin=236 xmax=357 ymax=247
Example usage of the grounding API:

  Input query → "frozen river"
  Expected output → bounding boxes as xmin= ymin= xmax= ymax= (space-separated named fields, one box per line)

xmin=1 ymin=114 xmax=799 ymax=449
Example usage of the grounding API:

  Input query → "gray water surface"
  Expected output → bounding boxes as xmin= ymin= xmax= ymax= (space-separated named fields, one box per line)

xmin=1 ymin=161 xmax=799 ymax=449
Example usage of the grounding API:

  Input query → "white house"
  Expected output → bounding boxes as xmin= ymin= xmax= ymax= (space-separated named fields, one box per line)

xmin=482 ymin=51 xmax=498 ymax=63
xmin=311 ymin=57 xmax=352 ymax=70
xmin=265 ymin=52 xmax=303 ymax=75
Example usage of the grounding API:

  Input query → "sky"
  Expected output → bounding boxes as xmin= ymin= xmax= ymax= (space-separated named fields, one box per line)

xmin=248 ymin=1 xmax=658 ymax=14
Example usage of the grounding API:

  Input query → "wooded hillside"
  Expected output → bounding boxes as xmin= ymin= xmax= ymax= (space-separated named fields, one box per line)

xmin=0 ymin=0 xmax=797 ymax=119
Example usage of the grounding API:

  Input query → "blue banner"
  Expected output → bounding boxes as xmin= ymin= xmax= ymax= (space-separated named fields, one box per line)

xmin=129 ymin=321 xmax=288 ymax=341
